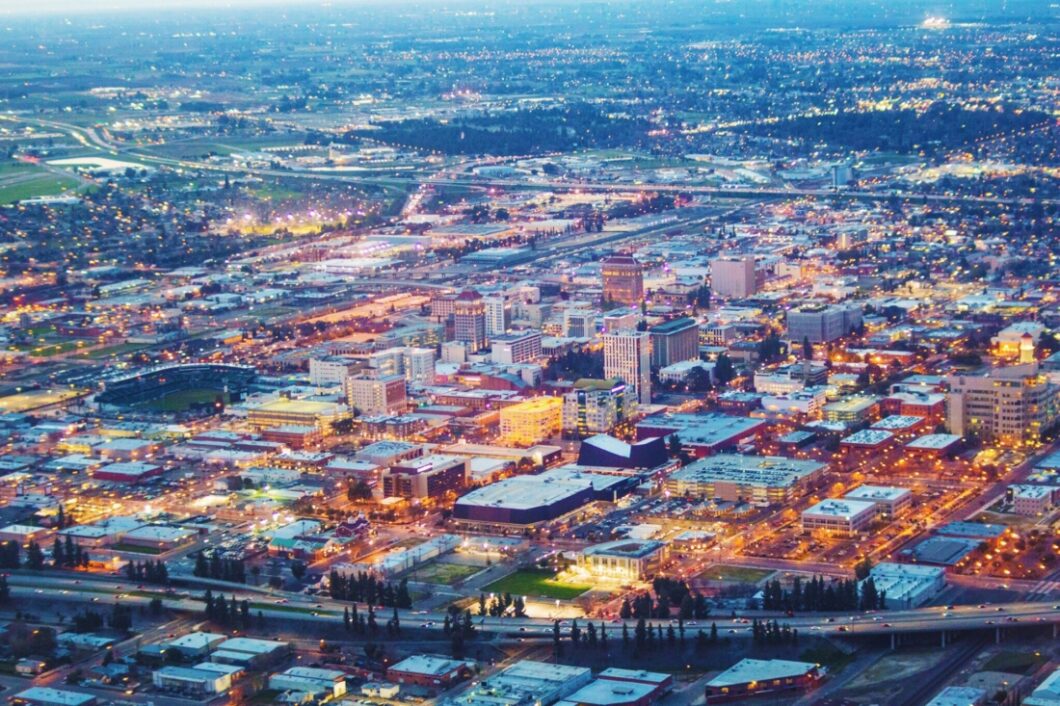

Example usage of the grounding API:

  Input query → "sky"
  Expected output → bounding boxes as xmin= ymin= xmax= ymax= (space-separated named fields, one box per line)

xmin=0 ymin=0 xmax=343 ymax=16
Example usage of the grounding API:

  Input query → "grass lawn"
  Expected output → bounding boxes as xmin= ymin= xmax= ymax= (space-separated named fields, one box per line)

xmin=0 ymin=173 xmax=84 ymax=204
xmin=412 ymin=561 xmax=481 ymax=585
xmin=800 ymin=644 xmax=856 ymax=673
xmin=76 ymin=341 xmax=150 ymax=360
xmin=982 ymin=650 xmax=1048 ymax=675
xmin=139 ymin=388 xmax=229 ymax=412
xmin=110 ymin=543 xmax=163 ymax=555
xmin=483 ymin=569 xmax=591 ymax=600
xmin=698 ymin=565 xmax=775 ymax=584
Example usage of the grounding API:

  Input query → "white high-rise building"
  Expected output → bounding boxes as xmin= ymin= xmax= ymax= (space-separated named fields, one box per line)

xmin=484 ymin=296 xmax=511 ymax=337
xmin=366 ymin=347 xmax=436 ymax=385
xmin=603 ymin=330 xmax=652 ymax=405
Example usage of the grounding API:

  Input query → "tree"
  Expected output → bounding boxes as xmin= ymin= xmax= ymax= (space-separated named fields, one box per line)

xmin=714 ymin=353 xmax=735 ymax=385
xmin=25 ymin=542 xmax=44 ymax=570
xmin=290 ymin=561 xmax=306 ymax=581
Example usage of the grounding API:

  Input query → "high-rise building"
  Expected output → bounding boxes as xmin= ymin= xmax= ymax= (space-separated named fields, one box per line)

xmin=710 ymin=256 xmax=756 ymax=299
xmin=563 ymin=309 xmax=596 ymax=338
xmin=562 ymin=378 xmax=635 ymax=438
xmin=785 ymin=303 xmax=863 ymax=343
xmin=366 ymin=347 xmax=436 ymax=385
xmin=345 ymin=374 xmax=408 ymax=415
xmin=947 ymin=363 xmax=1060 ymax=447
xmin=649 ymin=317 xmax=699 ymax=369
xmin=601 ymin=254 xmax=644 ymax=305
xmin=484 ymin=295 xmax=511 ymax=337
xmin=491 ymin=330 xmax=542 ymax=365
xmin=453 ymin=290 xmax=487 ymax=352
xmin=604 ymin=330 xmax=652 ymax=405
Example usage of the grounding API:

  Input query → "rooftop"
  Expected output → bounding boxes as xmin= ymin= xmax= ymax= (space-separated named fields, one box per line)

xmin=706 ymin=659 xmax=819 ymax=688
xmin=389 ymin=654 xmax=467 ymax=676
xmin=803 ymin=498 xmax=877 ymax=520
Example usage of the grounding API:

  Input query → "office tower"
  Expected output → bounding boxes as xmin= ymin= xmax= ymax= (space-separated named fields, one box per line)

xmin=649 ymin=317 xmax=699 ymax=369
xmin=604 ymin=329 xmax=652 ymax=405
xmin=947 ymin=364 xmax=1060 ymax=447
xmin=491 ymin=330 xmax=543 ymax=364
xmin=345 ymin=374 xmax=408 ymax=415
xmin=601 ymin=253 xmax=644 ymax=305
xmin=710 ymin=256 xmax=756 ymax=299
xmin=453 ymin=290 xmax=487 ymax=352
xmin=484 ymin=295 xmax=511 ymax=337
xmin=785 ymin=303 xmax=863 ymax=343
xmin=562 ymin=378 xmax=635 ymax=437
xmin=563 ymin=309 xmax=596 ymax=338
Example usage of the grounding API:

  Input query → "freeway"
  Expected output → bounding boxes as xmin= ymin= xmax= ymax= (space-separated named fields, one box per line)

xmin=6 ymin=114 xmax=1054 ymax=209
xmin=9 ymin=572 xmax=1060 ymax=642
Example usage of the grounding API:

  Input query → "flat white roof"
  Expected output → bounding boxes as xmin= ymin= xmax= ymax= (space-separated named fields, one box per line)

xmin=560 ymin=680 xmax=656 ymax=705
xmin=845 ymin=485 xmax=911 ymax=503
xmin=12 ymin=687 xmax=95 ymax=706
xmin=803 ymin=498 xmax=876 ymax=521
xmin=389 ymin=654 xmax=466 ymax=676
xmin=707 ymin=659 xmax=818 ymax=687
xmin=907 ymin=433 xmax=962 ymax=450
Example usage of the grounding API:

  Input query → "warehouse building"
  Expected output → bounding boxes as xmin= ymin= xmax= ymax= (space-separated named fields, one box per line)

xmin=10 ymin=688 xmax=96 ymax=706
xmin=453 ymin=475 xmax=595 ymax=527
xmin=268 ymin=667 xmax=348 ymax=698
xmin=705 ymin=659 xmax=824 ymax=703
xmin=388 ymin=654 xmax=471 ymax=688
xmin=453 ymin=660 xmax=592 ymax=706
xmin=862 ymin=562 xmax=945 ymax=609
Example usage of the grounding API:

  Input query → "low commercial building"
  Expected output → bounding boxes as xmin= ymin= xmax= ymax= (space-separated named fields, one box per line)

xmin=247 ymin=398 xmax=350 ymax=434
xmin=91 ymin=461 xmax=163 ymax=484
xmin=1010 ymin=484 xmax=1057 ymax=516
xmin=925 ymin=686 xmax=986 ymax=706
xmin=500 ymin=396 xmax=563 ymax=446
xmin=388 ymin=654 xmax=471 ymax=688
xmin=597 ymin=669 xmax=673 ymax=696
xmin=10 ymin=688 xmax=96 ymax=706
xmin=153 ymin=665 xmax=233 ymax=698
xmin=705 ymin=659 xmax=824 ymax=703
xmin=454 ymin=474 xmax=594 ymax=527
xmin=382 ymin=454 xmax=468 ymax=499
xmin=905 ymin=433 xmax=963 ymax=458
xmin=801 ymin=498 xmax=877 ymax=535
xmin=117 ymin=524 xmax=196 ymax=552
xmin=268 ymin=667 xmax=348 ymax=698
xmin=863 ymin=562 xmax=945 ymax=609
xmin=164 ymin=632 xmax=226 ymax=659
xmin=823 ymin=395 xmax=880 ymax=424
xmin=454 ymin=660 xmax=592 ymax=706
xmin=667 ymin=455 xmax=825 ymax=507
xmin=557 ymin=680 xmax=657 ymax=706
xmin=637 ymin=414 xmax=766 ymax=458
xmin=844 ymin=485 xmax=912 ymax=517
xmin=210 ymin=637 xmax=291 ymax=669
xmin=578 ymin=539 xmax=669 ymax=581
xmin=1024 ymin=667 xmax=1060 ymax=706
xmin=839 ymin=429 xmax=894 ymax=453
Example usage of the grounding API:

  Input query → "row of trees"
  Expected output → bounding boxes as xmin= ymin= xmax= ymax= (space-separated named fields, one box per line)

xmin=328 ymin=571 xmax=413 ymax=609
xmin=123 ymin=559 xmax=169 ymax=585
xmin=203 ymin=590 xmax=252 ymax=628
xmin=52 ymin=537 xmax=90 ymax=569
xmin=193 ymin=553 xmax=247 ymax=583
xmin=477 ymin=592 xmax=527 ymax=618
xmin=759 ymin=575 xmax=884 ymax=613
xmin=72 ymin=605 xmax=132 ymax=633
xmin=619 ymin=579 xmax=713 ymax=620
